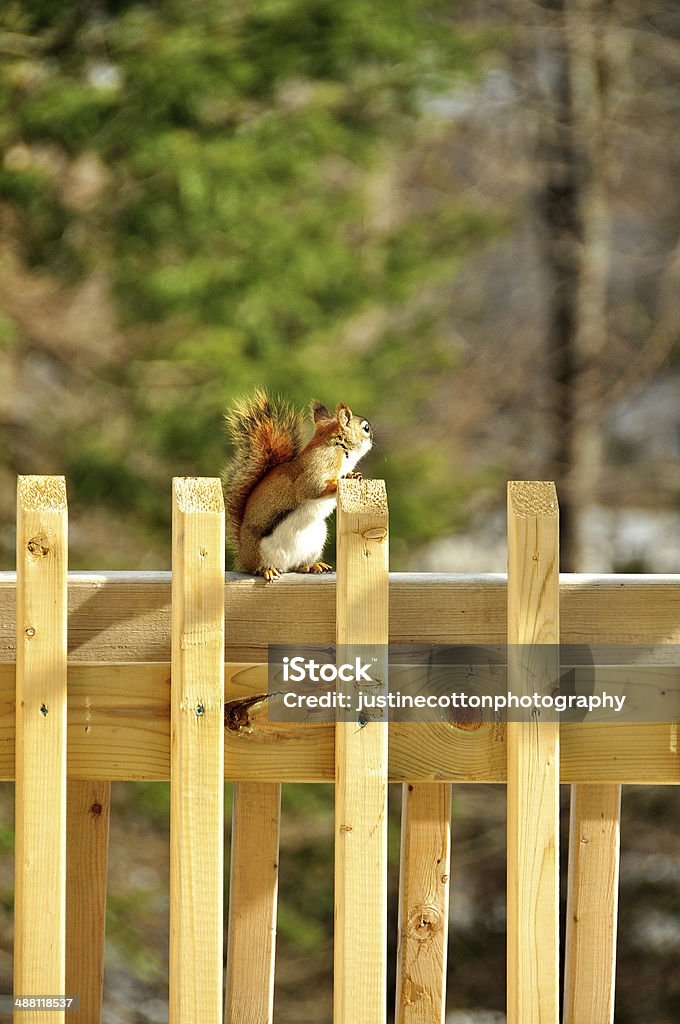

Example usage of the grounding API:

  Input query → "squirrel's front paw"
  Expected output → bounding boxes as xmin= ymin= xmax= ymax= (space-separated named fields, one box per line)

xmin=342 ymin=471 xmax=363 ymax=480
xmin=297 ymin=562 xmax=333 ymax=574
xmin=256 ymin=565 xmax=283 ymax=583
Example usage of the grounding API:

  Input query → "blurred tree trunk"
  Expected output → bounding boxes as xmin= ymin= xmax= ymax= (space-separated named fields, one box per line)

xmin=536 ymin=0 xmax=611 ymax=571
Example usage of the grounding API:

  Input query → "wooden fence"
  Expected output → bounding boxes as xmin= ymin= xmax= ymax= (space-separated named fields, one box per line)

xmin=0 ymin=474 xmax=679 ymax=1023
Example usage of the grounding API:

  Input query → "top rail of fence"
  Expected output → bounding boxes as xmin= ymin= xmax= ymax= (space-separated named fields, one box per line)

xmin=1 ymin=571 xmax=680 ymax=664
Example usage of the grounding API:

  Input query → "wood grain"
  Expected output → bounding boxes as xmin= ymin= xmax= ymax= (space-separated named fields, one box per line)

xmin=224 ymin=782 xmax=281 ymax=1024
xmin=169 ymin=478 xmax=225 ymax=1024
xmin=66 ymin=779 xmax=110 ymax=1024
xmin=14 ymin=476 xmax=68 ymax=1024
xmin=0 ymin=663 xmax=679 ymax=782
xmin=1 ymin=573 xmax=680 ymax=665
xmin=395 ymin=782 xmax=451 ymax=1024
xmin=564 ymin=784 xmax=621 ymax=1023
xmin=506 ymin=482 xmax=560 ymax=1024
xmin=334 ymin=479 xmax=389 ymax=1024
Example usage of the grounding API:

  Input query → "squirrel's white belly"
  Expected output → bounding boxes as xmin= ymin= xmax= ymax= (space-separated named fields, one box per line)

xmin=259 ymin=496 xmax=336 ymax=571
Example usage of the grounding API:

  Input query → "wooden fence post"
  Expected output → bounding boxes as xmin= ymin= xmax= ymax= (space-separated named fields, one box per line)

xmin=395 ymin=783 xmax=451 ymax=1024
xmin=224 ymin=780 xmax=281 ymax=1024
xmin=15 ymin=476 xmax=68 ymax=1024
xmin=169 ymin=478 xmax=225 ymax=1024
xmin=66 ymin=779 xmax=110 ymax=1024
xmin=335 ymin=479 xmax=389 ymax=1024
xmin=506 ymin=481 xmax=560 ymax=1024
xmin=564 ymin=784 xmax=620 ymax=1022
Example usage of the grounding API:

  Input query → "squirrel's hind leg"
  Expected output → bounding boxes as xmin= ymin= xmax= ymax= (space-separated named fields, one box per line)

xmin=295 ymin=562 xmax=333 ymax=574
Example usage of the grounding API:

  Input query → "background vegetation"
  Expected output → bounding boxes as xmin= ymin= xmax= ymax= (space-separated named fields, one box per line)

xmin=1 ymin=1 xmax=680 ymax=1021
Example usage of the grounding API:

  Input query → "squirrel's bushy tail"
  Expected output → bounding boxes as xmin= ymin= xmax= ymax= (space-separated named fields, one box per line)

xmin=222 ymin=388 xmax=305 ymax=548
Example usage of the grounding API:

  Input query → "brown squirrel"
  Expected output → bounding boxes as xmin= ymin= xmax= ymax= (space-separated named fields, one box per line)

xmin=222 ymin=389 xmax=373 ymax=581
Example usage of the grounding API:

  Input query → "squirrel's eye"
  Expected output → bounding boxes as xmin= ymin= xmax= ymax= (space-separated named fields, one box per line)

xmin=362 ymin=421 xmax=370 ymax=434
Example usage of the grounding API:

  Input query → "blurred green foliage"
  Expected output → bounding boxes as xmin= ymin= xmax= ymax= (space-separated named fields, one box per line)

xmin=0 ymin=0 xmax=499 ymax=563
xmin=106 ymin=890 xmax=167 ymax=983
xmin=0 ymin=822 xmax=14 ymax=853
xmin=0 ymin=0 xmax=498 ymax=997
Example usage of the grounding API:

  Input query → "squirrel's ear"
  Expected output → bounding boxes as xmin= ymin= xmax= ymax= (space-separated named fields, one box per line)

xmin=311 ymin=400 xmax=331 ymax=423
xmin=336 ymin=403 xmax=352 ymax=427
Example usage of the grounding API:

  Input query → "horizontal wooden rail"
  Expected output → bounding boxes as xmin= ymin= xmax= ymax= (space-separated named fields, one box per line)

xmin=0 ymin=662 xmax=679 ymax=782
xmin=1 ymin=573 xmax=680 ymax=663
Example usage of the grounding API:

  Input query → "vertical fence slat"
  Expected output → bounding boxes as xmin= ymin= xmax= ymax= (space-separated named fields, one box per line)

xmin=15 ymin=475 xmax=68 ymax=1024
xmin=170 ymin=477 xmax=225 ymax=1024
xmin=395 ymin=782 xmax=452 ymax=1024
xmin=506 ymin=480 xmax=560 ymax=1024
xmin=335 ymin=479 xmax=389 ymax=1024
xmin=564 ymin=783 xmax=621 ymax=1023
xmin=66 ymin=780 xmax=110 ymax=1024
xmin=224 ymin=781 xmax=281 ymax=1024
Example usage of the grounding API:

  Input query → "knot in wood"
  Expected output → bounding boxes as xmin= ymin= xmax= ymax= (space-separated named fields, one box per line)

xmin=362 ymin=526 xmax=387 ymax=541
xmin=224 ymin=703 xmax=251 ymax=732
xmin=224 ymin=693 xmax=267 ymax=733
xmin=408 ymin=903 xmax=441 ymax=940
xmin=449 ymin=707 xmax=483 ymax=731
xmin=27 ymin=534 xmax=50 ymax=558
